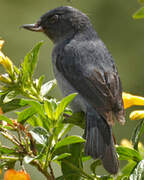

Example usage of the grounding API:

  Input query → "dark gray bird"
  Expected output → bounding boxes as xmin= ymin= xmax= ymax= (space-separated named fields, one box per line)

xmin=22 ymin=6 xmax=125 ymax=174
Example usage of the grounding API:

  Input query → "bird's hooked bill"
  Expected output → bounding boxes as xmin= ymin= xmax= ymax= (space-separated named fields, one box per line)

xmin=21 ymin=23 xmax=44 ymax=32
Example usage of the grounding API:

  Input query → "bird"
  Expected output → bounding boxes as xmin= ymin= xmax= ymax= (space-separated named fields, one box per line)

xmin=22 ymin=6 xmax=125 ymax=174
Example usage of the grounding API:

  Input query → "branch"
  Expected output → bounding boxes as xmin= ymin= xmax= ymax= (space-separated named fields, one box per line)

xmin=49 ymin=163 xmax=55 ymax=180
xmin=30 ymin=160 xmax=51 ymax=180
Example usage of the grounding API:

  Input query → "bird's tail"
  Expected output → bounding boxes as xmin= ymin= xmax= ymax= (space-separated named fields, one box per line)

xmin=84 ymin=107 xmax=119 ymax=174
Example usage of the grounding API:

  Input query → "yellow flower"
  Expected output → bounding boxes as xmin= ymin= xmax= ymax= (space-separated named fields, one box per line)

xmin=0 ymin=40 xmax=5 ymax=60
xmin=130 ymin=110 xmax=144 ymax=120
xmin=0 ymin=56 xmax=13 ymax=74
xmin=0 ymin=39 xmax=4 ymax=50
xmin=4 ymin=169 xmax=31 ymax=180
xmin=0 ymin=40 xmax=13 ymax=75
xmin=121 ymin=138 xmax=143 ymax=149
xmin=138 ymin=142 xmax=143 ymax=150
xmin=122 ymin=92 xmax=144 ymax=109
xmin=120 ymin=139 xmax=133 ymax=149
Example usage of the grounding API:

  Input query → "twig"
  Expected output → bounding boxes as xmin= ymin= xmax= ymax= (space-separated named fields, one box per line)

xmin=30 ymin=160 xmax=51 ymax=180
xmin=63 ymin=160 xmax=94 ymax=180
xmin=49 ymin=163 xmax=55 ymax=180
xmin=1 ymin=131 xmax=20 ymax=146
xmin=0 ymin=156 xmax=18 ymax=161
xmin=1 ymin=128 xmax=27 ymax=155
xmin=16 ymin=126 xmax=23 ymax=145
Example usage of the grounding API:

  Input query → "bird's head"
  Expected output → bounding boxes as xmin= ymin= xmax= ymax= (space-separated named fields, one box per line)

xmin=22 ymin=6 xmax=91 ymax=43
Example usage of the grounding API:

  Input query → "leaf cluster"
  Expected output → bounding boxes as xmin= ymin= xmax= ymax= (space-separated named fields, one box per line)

xmin=0 ymin=42 xmax=92 ymax=180
xmin=1 ymin=42 xmax=144 ymax=180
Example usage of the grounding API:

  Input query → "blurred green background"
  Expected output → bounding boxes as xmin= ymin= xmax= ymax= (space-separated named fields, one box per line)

xmin=0 ymin=0 xmax=144 ymax=179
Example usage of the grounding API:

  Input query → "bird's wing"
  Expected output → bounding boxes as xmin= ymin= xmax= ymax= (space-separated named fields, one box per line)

xmin=55 ymin=40 xmax=124 ymax=125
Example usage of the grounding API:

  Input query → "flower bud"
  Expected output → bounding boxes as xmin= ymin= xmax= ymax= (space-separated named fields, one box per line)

xmin=0 ymin=40 xmax=4 ymax=50
xmin=120 ymin=139 xmax=133 ymax=149
xmin=130 ymin=110 xmax=144 ymax=120
xmin=0 ymin=74 xmax=11 ymax=83
xmin=4 ymin=169 xmax=31 ymax=180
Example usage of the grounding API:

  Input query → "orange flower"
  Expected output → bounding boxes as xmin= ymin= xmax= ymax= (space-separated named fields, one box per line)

xmin=0 ymin=168 xmax=2 ymax=174
xmin=122 ymin=92 xmax=144 ymax=109
xmin=4 ymin=169 xmax=31 ymax=180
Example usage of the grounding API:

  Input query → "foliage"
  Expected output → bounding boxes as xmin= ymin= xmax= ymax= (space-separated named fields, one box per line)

xmin=1 ymin=39 xmax=144 ymax=180
xmin=133 ymin=0 xmax=144 ymax=19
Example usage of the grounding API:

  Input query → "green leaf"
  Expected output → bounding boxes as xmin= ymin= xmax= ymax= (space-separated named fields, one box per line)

xmin=22 ymin=41 xmax=43 ymax=80
xmin=133 ymin=7 xmax=144 ymax=19
xmin=0 ymin=146 xmax=16 ymax=155
xmin=81 ymin=154 xmax=91 ymax=162
xmin=61 ymin=143 xmax=84 ymax=180
xmin=54 ymin=135 xmax=85 ymax=150
xmin=3 ymin=91 xmax=19 ymax=103
xmin=56 ymin=176 xmax=65 ymax=180
xmin=21 ymin=99 xmax=45 ymax=118
xmin=96 ymin=175 xmax=113 ymax=180
xmin=18 ymin=107 xmax=37 ymax=123
xmin=116 ymin=162 xmax=137 ymax=180
xmin=116 ymin=146 xmax=142 ymax=162
xmin=52 ymin=153 xmax=71 ymax=161
xmin=61 ymin=161 xmax=82 ymax=180
xmin=14 ymin=66 xmax=20 ymax=75
xmin=63 ymin=111 xmax=85 ymax=129
xmin=131 ymin=119 xmax=144 ymax=150
xmin=41 ymin=79 xmax=57 ymax=97
xmin=116 ymin=176 xmax=129 ymax=180
xmin=0 ymin=115 xmax=13 ymax=125
xmin=44 ymin=99 xmax=54 ymax=120
xmin=122 ymin=161 xmax=137 ymax=175
xmin=57 ymin=124 xmax=73 ymax=140
xmin=0 ymin=161 xmax=9 ymax=169
xmin=90 ymin=160 xmax=101 ymax=175
xmin=129 ymin=160 xmax=144 ymax=180
xmin=0 ymin=99 xmax=28 ymax=113
xmin=24 ymin=155 xmax=35 ymax=164
xmin=54 ymin=93 xmax=77 ymax=120
xmin=37 ymin=75 xmax=45 ymax=92
xmin=30 ymin=127 xmax=49 ymax=145
xmin=29 ymin=41 xmax=43 ymax=77
xmin=27 ymin=115 xmax=43 ymax=127
xmin=24 ymin=146 xmax=46 ymax=163
xmin=0 ymin=161 xmax=16 ymax=169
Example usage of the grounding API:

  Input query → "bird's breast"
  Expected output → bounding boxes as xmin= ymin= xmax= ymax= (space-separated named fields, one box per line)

xmin=52 ymin=57 xmax=86 ymax=113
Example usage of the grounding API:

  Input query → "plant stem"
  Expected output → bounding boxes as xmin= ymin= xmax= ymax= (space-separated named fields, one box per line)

xmin=49 ymin=163 xmax=55 ymax=180
xmin=63 ymin=160 xmax=94 ymax=180
xmin=30 ymin=160 xmax=51 ymax=180
xmin=1 ymin=130 xmax=19 ymax=146
xmin=0 ymin=156 xmax=18 ymax=160
xmin=16 ymin=126 xmax=22 ymax=144
xmin=44 ymin=145 xmax=50 ymax=170
xmin=44 ymin=135 xmax=53 ymax=170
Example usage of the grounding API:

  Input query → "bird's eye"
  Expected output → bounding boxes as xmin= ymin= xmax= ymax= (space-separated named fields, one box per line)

xmin=49 ymin=15 xmax=59 ymax=24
